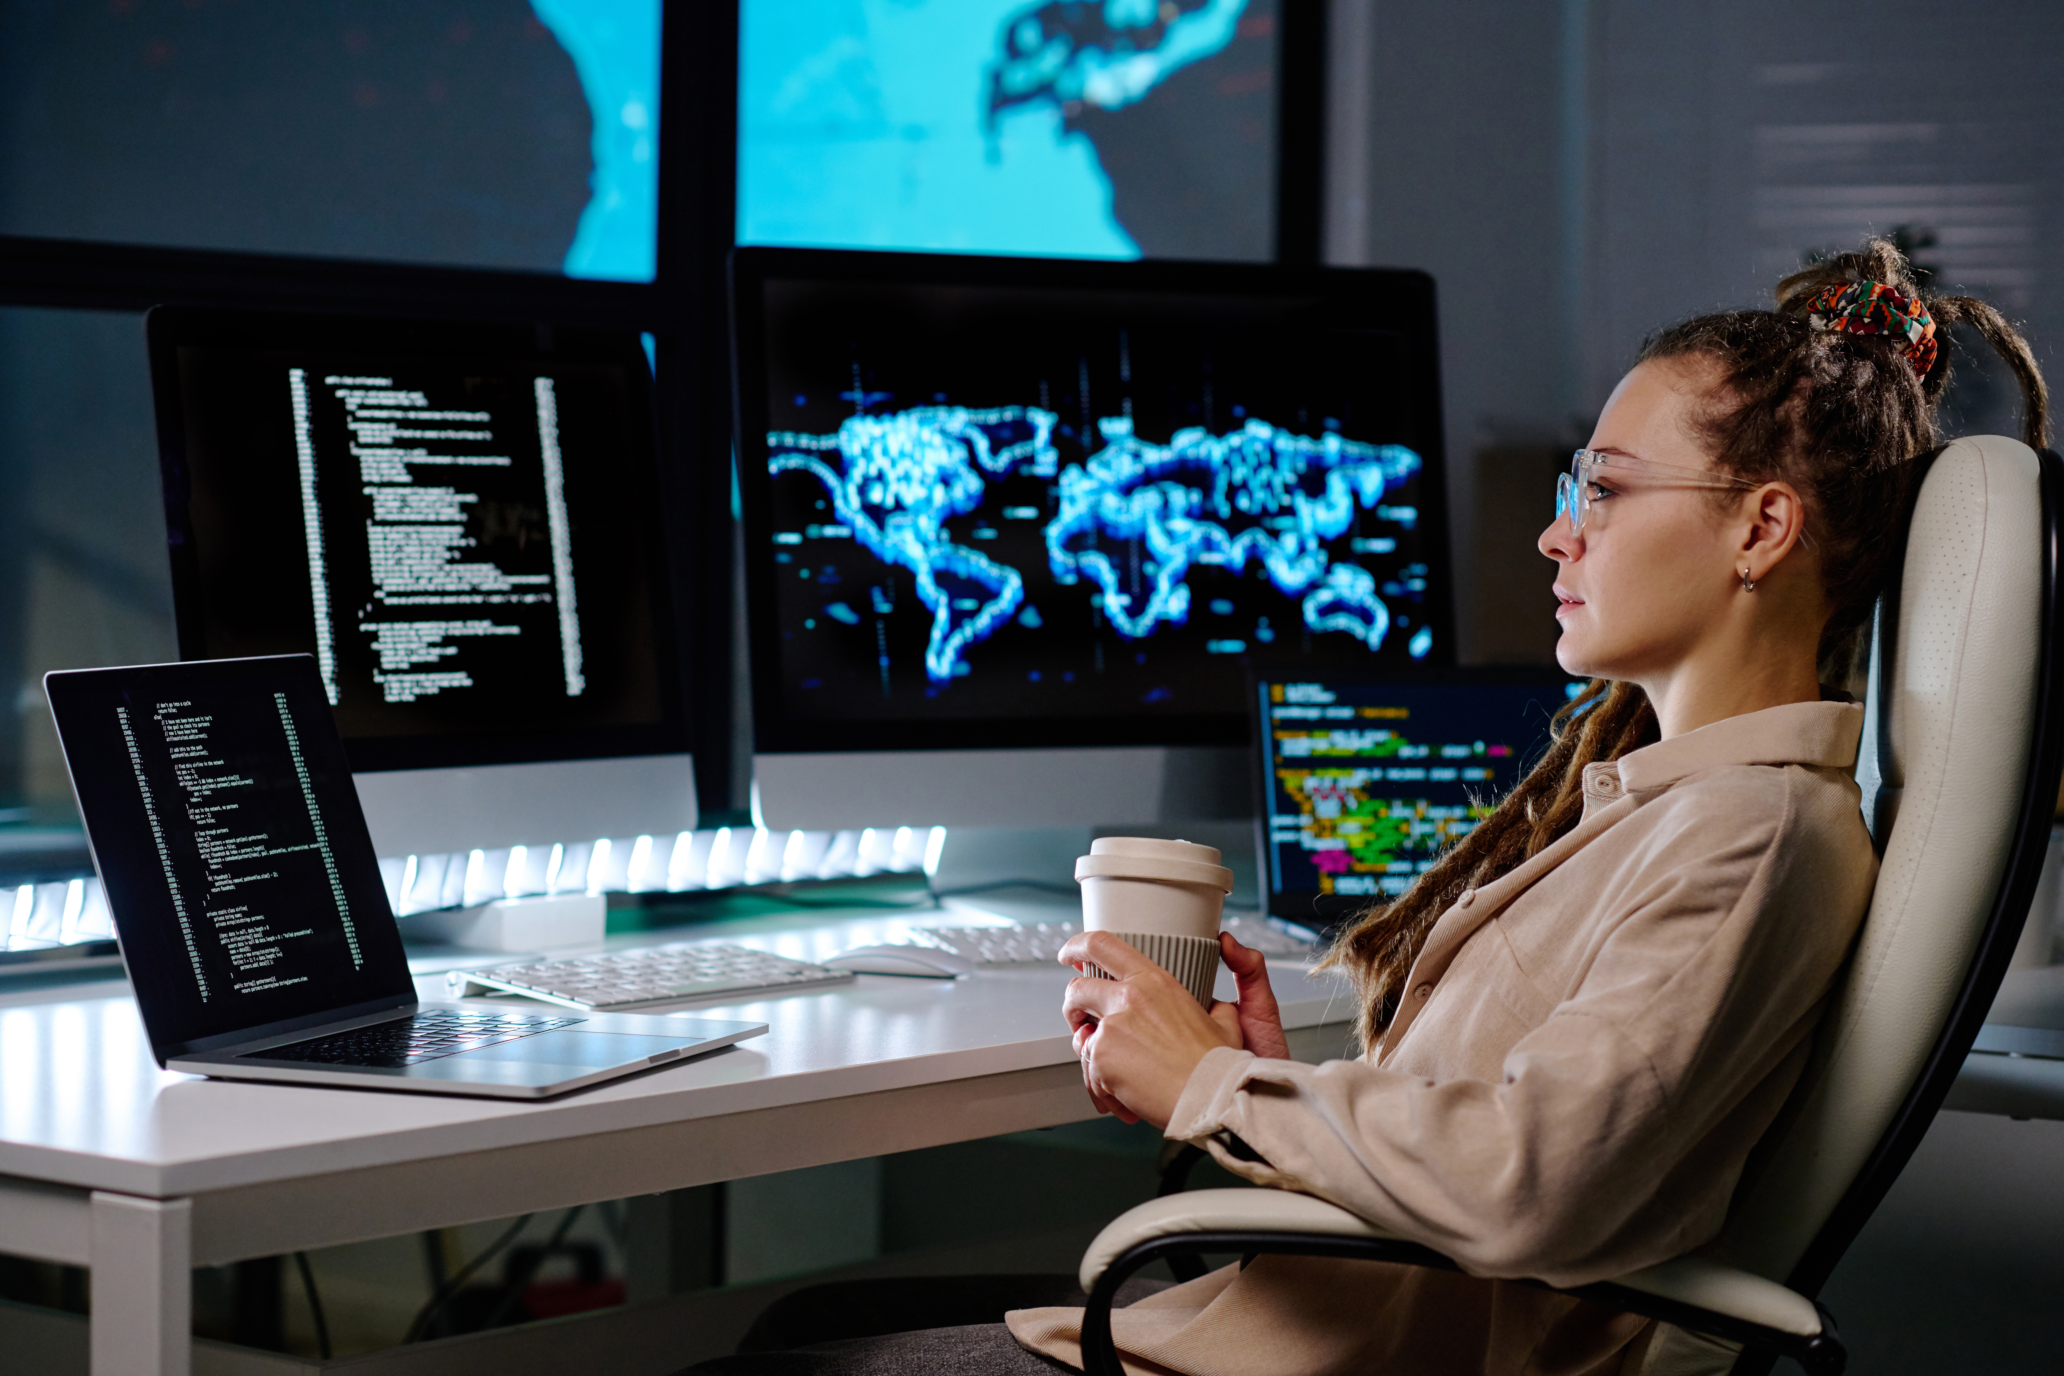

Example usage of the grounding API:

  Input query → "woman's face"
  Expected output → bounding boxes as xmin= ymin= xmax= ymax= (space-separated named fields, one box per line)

xmin=1538 ymin=357 xmax=1747 ymax=681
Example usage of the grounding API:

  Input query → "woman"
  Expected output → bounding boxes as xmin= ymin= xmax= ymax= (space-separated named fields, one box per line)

xmin=690 ymin=241 xmax=2048 ymax=1375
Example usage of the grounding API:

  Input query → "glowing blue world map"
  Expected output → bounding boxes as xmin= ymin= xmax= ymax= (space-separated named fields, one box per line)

xmin=769 ymin=409 xmax=1425 ymax=683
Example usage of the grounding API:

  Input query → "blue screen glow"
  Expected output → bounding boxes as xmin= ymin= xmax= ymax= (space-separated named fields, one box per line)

xmin=738 ymin=0 xmax=1275 ymax=260
xmin=529 ymin=0 xmax=660 ymax=282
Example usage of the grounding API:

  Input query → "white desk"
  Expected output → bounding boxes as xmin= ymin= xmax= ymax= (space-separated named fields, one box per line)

xmin=0 ymin=915 xmax=1356 ymax=1376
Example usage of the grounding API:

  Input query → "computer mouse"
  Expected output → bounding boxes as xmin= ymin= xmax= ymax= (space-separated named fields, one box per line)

xmin=822 ymin=944 xmax=976 ymax=978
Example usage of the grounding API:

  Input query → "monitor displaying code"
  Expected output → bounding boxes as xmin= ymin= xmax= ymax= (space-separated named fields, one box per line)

xmin=47 ymin=658 xmax=409 ymax=1055
xmin=740 ymin=266 xmax=1449 ymax=749
xmin=1259 ymin=676 xmax=1579 ymax=907
xmin=155 ymin=315 xmax=678 ymax=771
xmin=289 ymin=367 xmax=593 ymax=711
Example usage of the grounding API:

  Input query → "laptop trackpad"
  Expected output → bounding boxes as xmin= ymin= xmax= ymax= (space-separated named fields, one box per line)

xmin=457 ymin=1030 xmax=709 ymax=1070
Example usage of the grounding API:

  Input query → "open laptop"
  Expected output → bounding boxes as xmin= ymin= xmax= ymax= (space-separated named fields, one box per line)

xmin=1251 ymin=666 xmax=1584 ymax=931
xmin=45 ymin=654 xmax=766 ymax=1099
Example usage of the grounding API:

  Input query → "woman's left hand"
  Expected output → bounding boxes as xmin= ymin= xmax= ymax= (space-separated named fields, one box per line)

xmin=1060 ymin=930 xmax=1242 ymax=1128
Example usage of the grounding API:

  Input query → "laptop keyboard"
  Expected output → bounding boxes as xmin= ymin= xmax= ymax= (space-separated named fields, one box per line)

xmin=450 ymin=942 xmax=855 ymax=1011
xmin=256 ymin=1009 xmax=582 ymax=1068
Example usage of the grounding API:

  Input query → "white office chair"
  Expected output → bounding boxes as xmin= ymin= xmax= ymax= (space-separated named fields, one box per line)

xmin=1075 ymin=435 xmax=2064 ymax=1376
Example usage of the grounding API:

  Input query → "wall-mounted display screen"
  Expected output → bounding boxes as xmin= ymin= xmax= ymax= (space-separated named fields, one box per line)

xmin=0 ymin=1 xmax=658 ymax=281
xmin=738 ymin=0 xmax=1280 ymax=261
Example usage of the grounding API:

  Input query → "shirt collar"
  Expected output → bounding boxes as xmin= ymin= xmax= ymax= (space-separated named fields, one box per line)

xmin=1607 ymin=700 xmax=1864 ymax=796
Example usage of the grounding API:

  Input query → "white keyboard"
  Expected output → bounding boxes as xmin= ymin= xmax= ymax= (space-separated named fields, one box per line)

xmin=913 ymin=922 xmax=1082 ymax=965
xmin=449 ymin=942 xmax=855 ymax=1011
xmin=912 ymin=915 xmax=1320 ymax=967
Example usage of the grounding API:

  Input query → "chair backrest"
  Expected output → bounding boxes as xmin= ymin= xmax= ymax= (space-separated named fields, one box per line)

xmin=1714 ymin=436 xmax=2064 ymax=1304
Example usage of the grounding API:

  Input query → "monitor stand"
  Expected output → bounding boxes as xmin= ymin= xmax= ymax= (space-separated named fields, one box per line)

xmin=751 ymin=746 xmax=1249 ymax=831
xmin=352 ymin=753 xmax=699 ymax=858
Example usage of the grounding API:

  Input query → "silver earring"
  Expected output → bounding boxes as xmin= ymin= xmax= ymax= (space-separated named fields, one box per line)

xmin=1741 ymin=568 xmax=1756 ymax=593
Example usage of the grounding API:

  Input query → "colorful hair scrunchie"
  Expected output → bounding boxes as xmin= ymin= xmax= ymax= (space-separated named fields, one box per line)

xmin=1803 ymin=280 xmax=1938 ymax=377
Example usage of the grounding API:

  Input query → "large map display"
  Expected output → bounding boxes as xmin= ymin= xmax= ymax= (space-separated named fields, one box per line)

xmin=752 ymin=276 xmax=1443 ymax=730
xmin=525 ymin=0 xmax=661 ymax=281
xmin=0 ymin=0 xmax=658 ymax=281
xmin=738 ymin=0 xmax=1278 ymax=260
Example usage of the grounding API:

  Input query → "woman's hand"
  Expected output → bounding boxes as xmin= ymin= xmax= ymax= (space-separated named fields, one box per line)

xmin=1058 ymin=930 xmax=1291 ymax=1128
xmin=1213 ymin=930 xmax=1291 ymax=1060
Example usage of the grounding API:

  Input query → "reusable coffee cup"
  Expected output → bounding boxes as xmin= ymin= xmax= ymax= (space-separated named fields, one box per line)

xmin=1073 ymin=837 xmax=1234 ymax=1006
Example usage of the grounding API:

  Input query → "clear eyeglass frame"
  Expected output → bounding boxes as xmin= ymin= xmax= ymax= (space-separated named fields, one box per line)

xmin=1554 ymin=448 xmax=1761 ymax=537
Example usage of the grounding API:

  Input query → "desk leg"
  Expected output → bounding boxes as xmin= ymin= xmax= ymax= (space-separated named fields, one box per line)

xmin=89 ymin=1193 xmax=192 ymax=1376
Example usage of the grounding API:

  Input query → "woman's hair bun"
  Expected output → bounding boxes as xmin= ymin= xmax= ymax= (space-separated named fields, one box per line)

xmin=1639 ymin=235 xmax=2049 ymax=660
xmin=1772 ymin=237 xmax=2048 ymax=445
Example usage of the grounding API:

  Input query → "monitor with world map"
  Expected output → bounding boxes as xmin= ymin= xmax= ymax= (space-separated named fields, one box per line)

xmin=732 ymin=247 xmax=1451 ymax=757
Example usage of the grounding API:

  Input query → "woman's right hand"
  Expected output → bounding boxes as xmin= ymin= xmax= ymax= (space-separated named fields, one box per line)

xmin=1210 ymin=931 xmax=1290 ymax=1060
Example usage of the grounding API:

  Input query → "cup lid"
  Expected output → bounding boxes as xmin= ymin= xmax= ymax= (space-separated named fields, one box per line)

xmin=1089 ymin=836 xmax=1223 ymax=865
xmin=1076 ymin=836 xmax=1233 ymax=892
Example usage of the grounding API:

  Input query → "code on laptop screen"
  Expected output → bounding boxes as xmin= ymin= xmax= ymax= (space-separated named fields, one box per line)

xmin=1256 ymin=674 xmax=1580 ymax=915
xmin=45 ymin=656 xmax=410 ymax=1058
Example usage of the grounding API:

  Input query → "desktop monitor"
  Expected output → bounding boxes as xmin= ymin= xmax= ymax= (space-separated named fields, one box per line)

xmin=731 ymin=248 xmax=1450 ymax=829
xmin=1252 ymin=668 xmax=1582 ymax=923
xmin=149 ymin=308 xmax=695 ymax=857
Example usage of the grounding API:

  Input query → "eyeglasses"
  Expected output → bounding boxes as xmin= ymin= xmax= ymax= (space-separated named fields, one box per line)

xmin=1554 ymin=448 xmax=1760 ymax=537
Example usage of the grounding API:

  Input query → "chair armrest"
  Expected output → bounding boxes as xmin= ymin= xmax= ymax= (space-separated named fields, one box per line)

xmin=1077 ymin=1187 xmax=1403 ymax=1292
xmin=1077 ymin=1189 xmax=1843 ymax=1376
xmin=1605 ymin=1255 xmax=1823 ymax=1339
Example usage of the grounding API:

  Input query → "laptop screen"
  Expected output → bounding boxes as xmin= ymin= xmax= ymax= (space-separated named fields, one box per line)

xmin=1254 ymin=669 xmax=1583 ymax=923
xmin=45 ymin=655 xmax=412 ymax=1059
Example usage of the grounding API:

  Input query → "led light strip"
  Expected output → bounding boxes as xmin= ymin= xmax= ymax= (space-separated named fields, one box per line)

xmin=380 ymin=825 xmax=948 ymax=918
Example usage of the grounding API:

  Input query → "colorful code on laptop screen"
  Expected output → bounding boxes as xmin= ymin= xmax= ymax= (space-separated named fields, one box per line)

xmin=1258 ymin=675 xmax=1580 ymax=906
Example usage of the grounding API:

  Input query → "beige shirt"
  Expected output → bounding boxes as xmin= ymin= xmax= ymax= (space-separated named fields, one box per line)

xmin=1010 ymin=701 xmax=1876 ymax=1376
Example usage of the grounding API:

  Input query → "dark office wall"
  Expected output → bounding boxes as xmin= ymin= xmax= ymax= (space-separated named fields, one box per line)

xmin=1328 ymin=0 xmax=1573 ymax=662
xmin=1333 ymin=0 xmax=2064 ymax=662
xmin=1579 ymin=0 xmax=2064 ymax=432
xmin=0 ymin=0 xmax=591 ymax=270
